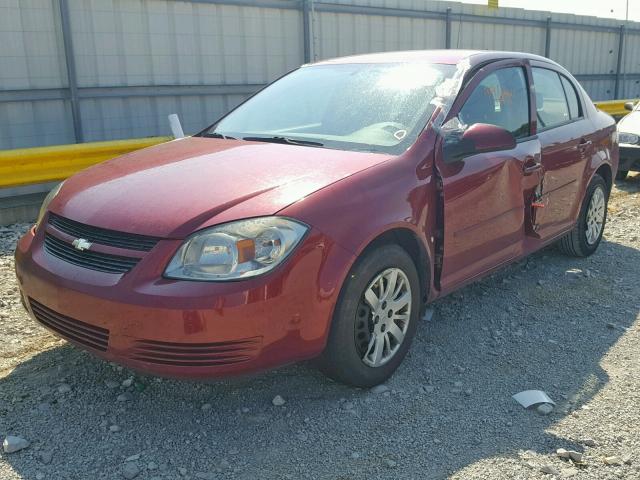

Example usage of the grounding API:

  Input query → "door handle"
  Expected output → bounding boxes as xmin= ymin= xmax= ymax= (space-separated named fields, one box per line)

xmin=523 ymin=157 xmax=542 ymax=175
xmin=578 ymin=139 xmax=592 ymax=150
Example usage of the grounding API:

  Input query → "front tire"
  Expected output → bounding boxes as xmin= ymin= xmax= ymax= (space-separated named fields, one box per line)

xmin=557 ymin=174 xmax=608 ymax=257
xmin=318 ymin=244 xmax=421 ymax=387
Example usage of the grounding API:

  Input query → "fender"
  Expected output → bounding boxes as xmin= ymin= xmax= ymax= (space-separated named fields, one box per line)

xmin=282 ymin=130 xmax=441 ymax=303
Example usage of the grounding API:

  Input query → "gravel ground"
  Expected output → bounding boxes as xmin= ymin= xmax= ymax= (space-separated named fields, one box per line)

xmin=1 ymin=176 xmax=639 ymax=480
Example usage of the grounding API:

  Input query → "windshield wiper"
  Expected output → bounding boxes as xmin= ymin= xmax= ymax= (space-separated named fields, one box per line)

xmin=242 ymin=135 xmax=324 ymax=148
xmin=203 ymin=132 xmax=237 ymax=140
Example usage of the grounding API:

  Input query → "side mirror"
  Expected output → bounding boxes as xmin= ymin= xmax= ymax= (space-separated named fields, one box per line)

xmin=443 ymin=123 xmax=516 ymax=163
xmin=624 ymin=101 xmax=635 ymax=111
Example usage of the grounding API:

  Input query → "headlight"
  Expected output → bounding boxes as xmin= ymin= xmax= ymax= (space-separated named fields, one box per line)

xmin=164 ymin=217 xmax=309 ymax=281
xmin=618 ymin=132 xmax=639 ymax=145
xmin=35 ymin=181 xmax=64 ymax=229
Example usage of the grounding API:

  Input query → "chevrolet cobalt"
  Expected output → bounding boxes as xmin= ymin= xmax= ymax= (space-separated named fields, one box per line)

xmin=15 ymin=51 xmax=617 ymax=387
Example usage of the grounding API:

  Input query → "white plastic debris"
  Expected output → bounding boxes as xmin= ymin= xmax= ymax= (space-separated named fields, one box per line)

xmin=422 ymin=307 xmax=435 ymax=322
xmin=512 ymin=390 xmax=556 ymax=409
xmin=168 ymin=114 xmax=185 ymax=139
xmin=3 ymin=435 xmax=30 ymax=453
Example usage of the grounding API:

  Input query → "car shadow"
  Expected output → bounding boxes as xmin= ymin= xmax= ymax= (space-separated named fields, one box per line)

xmin=614 ymin=171 xmax=640 ymax=193
xmin=1 ymin=240 xmax=638 ymax=479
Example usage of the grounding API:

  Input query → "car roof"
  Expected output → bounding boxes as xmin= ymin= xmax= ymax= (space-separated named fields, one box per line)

xmin=311 ymin=49 xmax=558 ymax=68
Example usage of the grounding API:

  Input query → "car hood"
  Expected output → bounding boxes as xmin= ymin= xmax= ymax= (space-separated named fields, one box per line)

xmin=52 ymin=137 xmax=391 ymax=238
xmin=618 ymin=111 xmax=640 ymax=134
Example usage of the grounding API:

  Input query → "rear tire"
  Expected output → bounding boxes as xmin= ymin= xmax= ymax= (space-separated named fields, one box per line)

xmin=557 ymin=174 xmax=608 ymax=257
xmin=615 ymin=170 xmax=629 ymax=181
xmin=318 ymin=244 xmax=421 ymax=388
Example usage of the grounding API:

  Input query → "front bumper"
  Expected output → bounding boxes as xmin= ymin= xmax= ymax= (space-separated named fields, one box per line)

xmin=619 ymin=144 xmax=640 ymax=172
xmin=14 ymin=225 xmax=355 ymax=379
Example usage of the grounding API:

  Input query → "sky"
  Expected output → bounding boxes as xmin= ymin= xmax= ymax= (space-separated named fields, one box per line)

xmin=453 ymin=0 xmax=640 ymax=22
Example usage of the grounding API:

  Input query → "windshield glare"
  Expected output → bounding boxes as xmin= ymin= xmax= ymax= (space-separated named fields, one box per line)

xmin=204 ymin=63 xmax=456 ymax=154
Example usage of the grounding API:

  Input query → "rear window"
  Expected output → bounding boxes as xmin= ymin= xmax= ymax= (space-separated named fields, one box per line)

xmin=560 ymin=75 xmax=581 ymax=119
xmin=533 ymin=67 xmax=571 ymax=130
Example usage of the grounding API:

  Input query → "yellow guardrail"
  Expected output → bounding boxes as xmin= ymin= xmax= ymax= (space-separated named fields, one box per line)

xmin=0 ymin=136 xmax=171 ymax=188
xmin=594 ymin=99 xmax=638 ymax=117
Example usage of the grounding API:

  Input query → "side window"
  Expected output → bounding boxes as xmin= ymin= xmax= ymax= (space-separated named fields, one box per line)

xmin=532 ymin=68 xmax=571 ymax=129
xmin=560 ymin=75 xmax=581 ymax=119
xmin=459 ymin=67 xmax=529 ymax=139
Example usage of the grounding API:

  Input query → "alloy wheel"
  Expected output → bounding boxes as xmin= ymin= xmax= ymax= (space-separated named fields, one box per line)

xmin=585 ymin=185 xmax=606 ymax=245
xmin=355 ymin=268 xmax=412 ymax=367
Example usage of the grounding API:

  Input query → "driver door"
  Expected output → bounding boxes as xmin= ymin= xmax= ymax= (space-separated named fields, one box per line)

xmin=436 ymin=61 xmax=542 ymax=292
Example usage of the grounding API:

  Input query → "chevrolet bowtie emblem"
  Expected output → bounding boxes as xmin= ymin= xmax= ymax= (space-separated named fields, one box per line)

xmin=72 ymin=238 xmax=92 ymax=251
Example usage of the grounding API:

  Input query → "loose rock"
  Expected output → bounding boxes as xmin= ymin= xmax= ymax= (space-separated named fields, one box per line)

xmin=540 ymin=465 xmax=560 ymax=475
xmin=39 ymin=450 xmax=53 ymax=464
xmin=122 ymin=462 xmax=140 ymax=479
xmin=57 ymin=383 xmax=71 ymax=394
xmin=122 ymin=377 xmax=134 ymax=388
xmin=383 ymin=458 xmax=397 ymax=468
xmin=537 ymin=403 xmax=554 ymax=415
xmin=560 ymin=467 xmax=579 ymax=477
xmin=556 ymin=448 xmax=582 ymax=463
xmin=370 ymin=384 xmax=390 ymax=394
xmin=117 ymin=392 xmax=133 ymax=402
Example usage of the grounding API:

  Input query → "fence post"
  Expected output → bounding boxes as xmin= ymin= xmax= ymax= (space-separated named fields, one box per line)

xmin=445 ymin=8 xmax=451 ymax=49
xmin=544 ymin=17 xmax=551 ymax=58
xmin=58 ymin=0 xmax=83 ymax=143
xmin=614 ymin=24 xmax=625 ymax=100
xmin=302 ymin=0 xmax=311 ymax=63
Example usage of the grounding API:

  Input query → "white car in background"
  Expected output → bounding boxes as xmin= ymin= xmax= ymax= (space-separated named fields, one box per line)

xmin=617 ymin=101 xmax=640 ymax=180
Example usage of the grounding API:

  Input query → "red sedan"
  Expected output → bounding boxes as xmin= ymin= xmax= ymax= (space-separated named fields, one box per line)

xmin=15 ymin=50 xmax=617 ymax=387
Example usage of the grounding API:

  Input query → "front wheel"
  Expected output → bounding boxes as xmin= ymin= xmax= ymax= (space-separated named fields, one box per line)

xmin=557 ymin=174 xmax=608 ymax=257
xmin=317 ymin=244 xmax=421 ymax=387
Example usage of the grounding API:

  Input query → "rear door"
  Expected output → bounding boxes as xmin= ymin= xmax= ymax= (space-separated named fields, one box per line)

xmin=530 ymin=64 xmax=592 ymax=238
xmin=436 ymin=60 xmax=541 ymax=291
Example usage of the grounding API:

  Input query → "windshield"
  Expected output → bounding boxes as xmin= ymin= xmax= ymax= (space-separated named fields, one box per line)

xmin=201 ymin=63 xmax=456 ymax=154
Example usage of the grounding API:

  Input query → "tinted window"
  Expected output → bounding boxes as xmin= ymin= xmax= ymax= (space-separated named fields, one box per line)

xmin=533 ymin=68 xmax=570 ymax=129
xmin=560 ymin=75 xmax=581 ymax=119
xmin=459 ymin=67 xmax=529 ymax=138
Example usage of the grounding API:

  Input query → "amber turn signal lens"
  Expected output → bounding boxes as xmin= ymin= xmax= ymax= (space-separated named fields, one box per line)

xmin=236 ymin=238 xmax=255 ymax=263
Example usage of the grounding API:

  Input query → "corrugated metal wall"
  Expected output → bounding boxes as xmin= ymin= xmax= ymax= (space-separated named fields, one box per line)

xmin=2 ymin=0 xmax=640 ymax=150
xmin=69 ymin=0 xmax=302 ymax=142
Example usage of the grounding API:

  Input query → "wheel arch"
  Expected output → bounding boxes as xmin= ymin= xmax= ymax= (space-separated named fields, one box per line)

xmin=594 ymin=163 xmax=613 ymax=194
xmin=354 ymin=227 xmax=432 ymax=312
